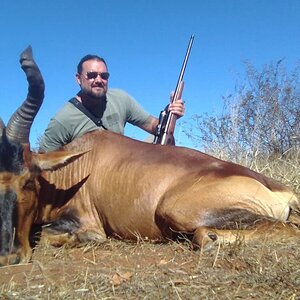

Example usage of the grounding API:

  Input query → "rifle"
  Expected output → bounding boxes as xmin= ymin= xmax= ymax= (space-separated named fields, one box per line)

xmin=153 ymin=35 xmax=194 ymax=145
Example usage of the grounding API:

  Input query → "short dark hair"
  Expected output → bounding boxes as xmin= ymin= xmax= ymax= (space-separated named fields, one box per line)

xmin=77 ymin=55 xmax=107 ymax=74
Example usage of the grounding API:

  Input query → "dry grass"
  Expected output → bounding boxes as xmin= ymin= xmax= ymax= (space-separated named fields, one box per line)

xmin=255 ymin=151 xmax=300 ymax=197
xmin=0 ymin=237 xmax=300 ymax=299
xmin=0 ymin=153 xmax=299 ymax=299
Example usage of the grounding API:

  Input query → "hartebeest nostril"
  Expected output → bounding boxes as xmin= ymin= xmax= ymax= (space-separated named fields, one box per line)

xmin=0 ymin=253 xmax=21 ymax=266
xmin=9 ymin=254 xmax=21 ymax=265
xmin=3 ymin=253 xmax=21 ymax=266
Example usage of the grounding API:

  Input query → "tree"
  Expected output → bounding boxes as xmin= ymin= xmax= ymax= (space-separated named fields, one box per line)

xmin=184 ymin=60 xmax=300 ymax=164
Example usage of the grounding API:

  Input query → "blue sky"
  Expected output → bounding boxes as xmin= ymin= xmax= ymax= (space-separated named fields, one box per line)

xmin=1 ymin=0 xmax=299 ymax=149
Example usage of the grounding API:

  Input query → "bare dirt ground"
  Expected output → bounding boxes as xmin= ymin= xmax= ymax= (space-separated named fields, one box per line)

xmin=0 ymin=233 xmax=299 ymax=299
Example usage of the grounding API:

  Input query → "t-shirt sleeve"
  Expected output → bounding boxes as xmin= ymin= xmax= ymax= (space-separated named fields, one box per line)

xmin=39 ymin=119 xmax=71 ymax=152
xmin=124 ymin=93 xmax=152 ymax=127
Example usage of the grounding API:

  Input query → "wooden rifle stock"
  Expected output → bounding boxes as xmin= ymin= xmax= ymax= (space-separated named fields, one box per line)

xmin=153 ymin=35 xmax=194 ymax=145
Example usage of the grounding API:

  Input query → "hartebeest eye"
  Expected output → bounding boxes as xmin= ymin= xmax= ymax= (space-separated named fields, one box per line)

xmin=18 ymin=171 xmax=38 ymax=192
xmin=20 ymin=165 xmax=41 ymax=192
xmin=23 ymin=179 xmax=36 ymax=191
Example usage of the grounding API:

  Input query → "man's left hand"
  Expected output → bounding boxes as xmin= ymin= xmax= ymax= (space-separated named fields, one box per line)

xmin=168 ymin=98 xmax=185 ymax=118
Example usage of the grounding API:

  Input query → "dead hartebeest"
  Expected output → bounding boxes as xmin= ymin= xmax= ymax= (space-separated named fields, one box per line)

xmin=0 ymin=47 xmax=299 ymax=266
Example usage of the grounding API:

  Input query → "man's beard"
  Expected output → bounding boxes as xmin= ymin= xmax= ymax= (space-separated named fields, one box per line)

xmin=81 ymin=86 xmax=107 ymax=102
xmin=85 ymin=87 xmax=106 ymax=99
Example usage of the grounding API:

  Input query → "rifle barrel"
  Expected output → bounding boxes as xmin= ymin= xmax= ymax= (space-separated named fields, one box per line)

xmin=171 ymin=34 xmax=195 ymax=105
xmin=153 ymin=35 xmax=194 ymax=145
xmin=161 ymin=35 xmax=194 ymax=144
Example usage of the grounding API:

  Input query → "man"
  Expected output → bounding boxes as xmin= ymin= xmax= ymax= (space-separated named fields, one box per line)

xmin=39 ymin=54 xmax=185 ymax=152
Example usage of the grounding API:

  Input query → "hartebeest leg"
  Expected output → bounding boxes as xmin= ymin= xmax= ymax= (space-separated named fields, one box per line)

xmin=40 ymin=212 xmax=107 ymax=247
xmin=192 ymin=221 xmax=300 ymax=250
xmin=156 ymin=174 xmax=300 ymax=249
xmin=39 ymin=229 xmax=107 ymax=247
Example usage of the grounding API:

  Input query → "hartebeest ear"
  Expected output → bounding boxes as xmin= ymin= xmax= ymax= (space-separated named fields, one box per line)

xmin=32 ymin=150 xmax=89 ymax=171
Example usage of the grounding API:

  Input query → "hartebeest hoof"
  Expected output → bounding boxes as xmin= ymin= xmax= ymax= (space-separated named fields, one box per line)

xmin=192 ymin=228 xmax=219 ymax=250
xmin=76 ymin=231 xmax=107 ymax=245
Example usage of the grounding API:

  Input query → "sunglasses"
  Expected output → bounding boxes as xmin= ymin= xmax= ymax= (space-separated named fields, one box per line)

xmin=86 ymin=71 xmax=110 ymax=80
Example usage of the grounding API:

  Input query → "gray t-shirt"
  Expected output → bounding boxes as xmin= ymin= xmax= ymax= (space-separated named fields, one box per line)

xmin=40 ymin=88 xmax=151 ymax=152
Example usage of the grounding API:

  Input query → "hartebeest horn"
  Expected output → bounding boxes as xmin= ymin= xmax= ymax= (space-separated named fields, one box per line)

xmin=6 ymin=46 xmax=45 ymax=144
xmin=0 ymin=118 xmax=5 ymax=138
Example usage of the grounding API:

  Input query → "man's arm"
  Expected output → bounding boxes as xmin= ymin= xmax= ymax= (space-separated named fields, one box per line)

xmin=39 ymin=120 xmax=71 ymax=152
